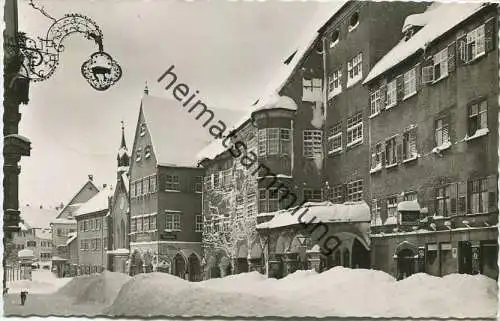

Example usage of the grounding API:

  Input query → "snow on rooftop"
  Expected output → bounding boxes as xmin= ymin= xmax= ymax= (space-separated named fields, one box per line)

xmin=74 ymin=185 xmax=113 ymax=217
xmin=66 ymin=232 xmax=77 ymax=245
xmin=19 ymin=205 xmax=59 ymax=229
xmin=118 ymin=146 xmax=129 ymax=157
xmin=256 ymin=201 xmax=370 ymax=230
xmin=141 ymin=95 xmax=244 ymax=167
xmin=397 ymin=200 xmax=421 ymax=212
xmin=196 ymin=2 xmax=345 ymax=163
xmin=364 ymin=3 xmax=485 ymax=84
xmin=122 ymin=173 xmax=129 ymax=194
xmin=51 ymin=218 xmax=77 ymax=225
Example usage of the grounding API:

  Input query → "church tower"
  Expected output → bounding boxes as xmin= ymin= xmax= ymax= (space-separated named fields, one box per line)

xmin=117 ymin=121 xmax=130 ymax=179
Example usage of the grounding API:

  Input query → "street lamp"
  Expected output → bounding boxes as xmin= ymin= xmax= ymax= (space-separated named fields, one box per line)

xmin=6 ymin=1 xmax=122 ymax=91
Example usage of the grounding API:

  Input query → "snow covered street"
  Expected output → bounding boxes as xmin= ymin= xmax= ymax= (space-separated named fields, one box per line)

xmin=3 ymin=267 xmax=498 ymax=318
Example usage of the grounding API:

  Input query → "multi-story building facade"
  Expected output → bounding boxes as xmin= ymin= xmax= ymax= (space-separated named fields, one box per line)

xmin=51 ymin=176 xmax=99 ymax=254
xmin=128 ymin=89 xmax=241 ymax=280
xmin=107 ymin=123 xmax=131 ymax=274
xmin=74 ymin=185 xmax=111 ymax=274
xmin=197 ymin=1 xmax=427 ymax=279
xmin=364 ymin=2 xmax=499 ymax=280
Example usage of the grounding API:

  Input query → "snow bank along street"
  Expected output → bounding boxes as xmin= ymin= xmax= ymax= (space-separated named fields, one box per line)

xmin=4 ymin=267 xmax=497 ymax=318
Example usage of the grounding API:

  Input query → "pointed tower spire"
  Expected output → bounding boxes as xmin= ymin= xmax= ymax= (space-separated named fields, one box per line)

xmin=144 ymin=81 xmax=149 ymax=95
xmin=120 ymin=120 xmax=127 ymax=149
xmin=117 ymin=121 xmax=130 ymax=178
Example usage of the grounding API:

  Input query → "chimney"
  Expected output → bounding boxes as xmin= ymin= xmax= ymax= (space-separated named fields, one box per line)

xmin=88 ymin=174 xmax=94 ymax=181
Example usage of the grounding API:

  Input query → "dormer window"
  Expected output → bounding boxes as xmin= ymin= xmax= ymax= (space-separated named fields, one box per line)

xmin=349 ymin=12 xmax=359 ymax=32
xmin=330 ymin=29 xmax=340 ymax=48
xmin=136 ymin=148 xmax=142 ymax=162
xmin=144 ymin=146 xmax=151 ymax=159
xmin=140 ymin=124 xmax=146 ymax=137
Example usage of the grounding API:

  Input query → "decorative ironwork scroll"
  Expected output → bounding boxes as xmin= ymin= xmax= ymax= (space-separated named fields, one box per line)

xmin=15 ymin=13 xmax=122 ymax=91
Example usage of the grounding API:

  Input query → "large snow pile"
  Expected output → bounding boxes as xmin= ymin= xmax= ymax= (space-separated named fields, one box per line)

xmin=104 ymin=272 xmax=303 ymax=317
xmin=104 ymin=267 xmax=497 ymax=318
xmin=7 ymin=270 xmax=72 ymax=294
xmin=58 ymin=271 xmax=130 ymax=305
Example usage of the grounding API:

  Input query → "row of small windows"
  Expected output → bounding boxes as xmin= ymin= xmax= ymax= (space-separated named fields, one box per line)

xmin=370 ymin=20 xmax=494 ymax=118
xmin=80 ymin=238 xmax=107 ymax=251
xmin=327 ymin=111 xmax=364 ymax=155
xmin=131 ymin=175 xmax=202 ymax=196
xmin=323 ymin=11 xmax=360 ymax=50
xmin=135 ymin=145 xmax=152 ymax=162
xmin=370 ymin=98 xmax=489 ymax=173
xmin=25 ymin=240 xmax=52 ymax=248
xmin=258 ymin=128 xmax=291 ymax=157
xmin=130 ymin=213 xmax=203 ymax=233
xmin=131 ymin=174 xmax=157 ymax=197
xmin=56 ymin=228 xmax=75 ymax=237
xmin=303 ymin=53 xmax=363 ymax=103
xmin=257 ymin=180 xmax=364 ymax=213
xmin=371 ymin=175 xmax=497 ymax=226
xmin=78 ymin=218 xmax=105 ymax=232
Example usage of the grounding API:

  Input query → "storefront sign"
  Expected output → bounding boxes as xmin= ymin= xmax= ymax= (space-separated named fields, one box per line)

xmin=160 ymin=232 xmax=177 ymax=241
xmin=440 ymin=243 xmax=452 ymax=251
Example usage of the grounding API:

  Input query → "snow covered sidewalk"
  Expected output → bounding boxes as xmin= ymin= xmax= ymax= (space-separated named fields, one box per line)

xmin=105 ymin=267 xmax=498 ymax=318
xmin=6 ymin=270 xmax=72 ymax=294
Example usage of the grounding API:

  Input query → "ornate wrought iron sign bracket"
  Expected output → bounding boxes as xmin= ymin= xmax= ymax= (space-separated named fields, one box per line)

xmin=11 ymin=11 xmax=122 ymax=91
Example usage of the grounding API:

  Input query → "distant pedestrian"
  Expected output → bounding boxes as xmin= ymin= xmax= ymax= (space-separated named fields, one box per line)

xmin=20 ymin=290 xmax=28 ymax=305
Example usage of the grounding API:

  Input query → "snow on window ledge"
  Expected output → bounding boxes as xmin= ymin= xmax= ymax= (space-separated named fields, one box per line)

xmin=432 ymin=73 xmax=449 ymax=84
xmin=385 ymin=163 xmax=398 ymax=169
xmin=369 ymin=111 xmax=380 ymax=119
xmin=328 ymin=88 xmax=342 ymax=100
xmin=402 ymin=91 xmax=417 ymax=101
xmin=347 ymin=75 xmax=362 ymax=88
xmin=348 ymin=22 xmax=359 ymax=33
xmin=432 ymin=141 xmax=452 ymax=154
xmin=347 ymin=138 xmax=363 ymax=148
xmin=164 ymin=189 xmax=181 ymax=193
xmin=329 ymin=39 xmax=339 ymax=48
xmin=402 ymin=154 xmax=419 ymax=164
xmin=385 ymin=102 xmax=397 ymax=110
xmin=465 ymin=128 xmax=489 ymax=141
xmin=369 ymin=164 xmax=383 ymax=174
xmin=328 ymin=148 xmax=342 ymax=155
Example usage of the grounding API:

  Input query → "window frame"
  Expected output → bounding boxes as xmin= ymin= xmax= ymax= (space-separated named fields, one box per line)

xmin=467 ymin=99 xmax=488 ymax=137
xmin=433 ymin=48 xmax=449 ymax=82
xmin=346 ymin=112 xmax=363 ymax=148
xmin=165 ymin=174 xmax=180 ymax=191
xmin=327 ymin=122 xmax=342 ymax=154
xmin=165 ymin=212 xmax=182 ymax=231
xmin=403 ymin=67 xmax=416 ymax=99
xmin=386 ymin=80 xmax=397 ymax=108
xmin=346 ymin=180 xmax=363 ymax=202
xmin=347 ymin=53 xmax=363 ymax=87
xmin=303 ymin=129 xmax=323 ymax=158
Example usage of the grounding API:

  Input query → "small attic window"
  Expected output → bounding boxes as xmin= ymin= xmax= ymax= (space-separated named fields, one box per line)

xmin=136 ymin=147 xmax=142 ymax=162
xmin=349 ymin=12 xmax=360 ymax=32
xmin=330 ymin=29 xmax=340 ymax=48
xmin=144 ymin=146 xmax=151 ymax=159
xmin=140 ymin=124 xmax=146 ymax=137
xmin=315 ymin=41 xmax=324 ymax=54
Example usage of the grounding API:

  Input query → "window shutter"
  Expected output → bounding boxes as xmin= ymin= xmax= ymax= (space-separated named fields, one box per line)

xmin=415 ymin=63 xmax=422 ymax=91
xmin=396 ymin=138 xmax=403 ymax=164
xmin=457 ymin=35 xmax=467 ymax=64
xmin=450 ymin=183 xmax=458 ymax=215
xmin=457 ymin=181 xmax=468 ymax=215
xmin=380 ymin=142 xmax=386 ymax=166
xmin=421 ymin=57 xmax=434 ymax=84
xmin=380 ymin=84 xmax=387 ymax=110
xmin=396 ymin=75 xmax=404 ymax=103
xmin=448 ymin=41 xmax=456 ymax=72
xmin=370 ymin=150 xmax=376 ymax=169
xmin=485 ymin=19 xmax=496 ymax=53
xmin=380 ymin=197 xmax=388 ymax=223
xmin=487 ymin=174 xmax=498 ymax=212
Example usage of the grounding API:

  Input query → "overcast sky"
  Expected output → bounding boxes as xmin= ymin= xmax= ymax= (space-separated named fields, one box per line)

xmin=17 ymin=0 xmax=340 ymax=207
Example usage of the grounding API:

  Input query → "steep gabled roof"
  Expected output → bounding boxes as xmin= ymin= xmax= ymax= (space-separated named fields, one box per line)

xmin=196 ymin=1 xmax=347 ymax=162
xmin=364 ymin=3 xmax=487 ymax=84
xmin=19 ymin=205 xmax=58 ymax=229
xmin=139 ymin=94 xmax=244 ymax=167
xmin=55 ymin=180 xmax=99 ymax=219
xmin=74 ymin=185 xmax=113 ymax=217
